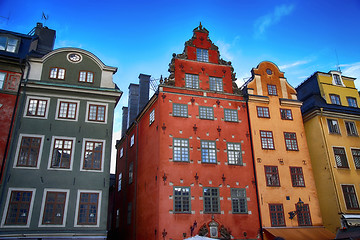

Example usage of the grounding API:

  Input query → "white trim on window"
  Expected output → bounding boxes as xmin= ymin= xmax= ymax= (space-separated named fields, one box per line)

xmin=47 ymin=136 xmax=76 ymax=171
xmin=55 ymin=99 xmax=80 ymax=122
xmin=85 ymin=101 xmax=108 ymax=124
xmin=80 ymin=138 xmax=105 ymax=172
xmin=23 ymin=96 xmax=50 ymax=119
xmin=74 ymin=190 xmax=102 ymax=227
xmin=330 ymin=71 xmax=345 ymax=87
xmin=1 ymin=188 xmax=36 ymax=228
xmin=38 ymin=188 xmax=70 ymax=227
xmin=13 ymin=134 xmax=45 ymax=169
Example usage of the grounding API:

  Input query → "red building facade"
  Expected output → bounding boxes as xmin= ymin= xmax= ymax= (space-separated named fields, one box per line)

xmin=112 ymin=24 xmax=261 ymax=240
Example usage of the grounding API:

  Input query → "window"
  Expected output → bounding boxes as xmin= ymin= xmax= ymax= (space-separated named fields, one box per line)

xmin=209 ymin=77 xmax=223 ymax=91
xmin=224 ymin=109 xmax=238 ymax=122
xmin=127 ymin=202 xmax=132 ymax=225
xmin=173 ymin=103 xmax=188 ymax=117
xmin=40 ymin=190 xmax=68 ymax=226
xmin=351 ymin=149 xmax=360 ymax=169
xmin=342 ymin=185 xmax=360 ymax=209
xmin=2 ymin=188 xmax=35 ymax=227
xmin=201 ymin=140 xmax=217 ymax=163
xmin=269 ymin=204 xmax=285 ymax=227
xmin=203 ymin=187 xmax=220 ymax=213
xmin=173 ymin=138 xmax=189 ymax=162
xmin=327 ymin=119 xmax=340 ymax=134
xmin=15 ymin=135 xmax=43 ymax=168
xmin=345 ymin=121 xmax=358 ymax=136
xmin=88 ymin=104 xmax=106 ymax=122
xmin=129 ymin=162 xmax=133 ymax=184
xmin=120 ymin=148 xmax=124 ymax=158
xmin=347 ymin=97 xmax=358 ymax=108
xmin=280 ymin=109 xmax=293 ymax=120
xmin=196 ymin=48 xmax=209 ymax=62
xmin=118 ymin=173 xmax=122 ymax=191
xmin=174 ymin=187 xmax=191 ymax=213
xmin=267 ymin=84 xmax=277 ymax=95
xmin=333 ymin=74 xmax=342 ymax=85
xmin=149 ymin=109 xmax=155 ymax=125
xmin=49 ymin=137 xmax=74 ymax=170
xmin=57 ymin=100 xmax=78 ymax=120
xmin=82 ymin=140 xmax=104 ymax=171
xmin=231 ymin=188 xmax=247 ymax=213
xmin=0 ymin=71 xmax=5 ymax=89
xmin=185 ymin=74 xmax=199 ymax=89
xmin=333 ymin=147 xmax=349 ymax=168
xmin=0 ymin=36 xmax=19 ymax=53
xmin=26 ymin=98 xmax=48 ymax=118
xmin=257 ymin=106 xmax=270 ymax=118
xmin=297 ymin=204 xmax=312 ymax=226
xmin=199 ymin=106 xmax=214 ymax=120
xmin=79 ymin=71 xmax=94 ymax=83
xmin=284 ymin=132 xmax=298 ymax=151
xmin=130 ymin=135 xmax=134 ymax=147
xmin=76 ymin=191 xmax=100 ymax=226
xmin=265 ymin=166 xmax=280 ymax=187
xmin=330 ymin=94 xmax=341 ymax=105
xmin=49 ymin=67 xmax=65 ymax=80
xmin=260 ymin=131 xmax=275 ymax=150
xmin=227 ymin=143 xmax=242 ymax=165
xmin=290 ymin=167 xmax=305 ymax=187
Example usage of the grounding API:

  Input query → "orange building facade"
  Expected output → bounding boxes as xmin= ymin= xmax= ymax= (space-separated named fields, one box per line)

xmin=112 ymin=24 xmax=261 ymax=240
xmin=242 ymin=62 xmax=334 ymax=239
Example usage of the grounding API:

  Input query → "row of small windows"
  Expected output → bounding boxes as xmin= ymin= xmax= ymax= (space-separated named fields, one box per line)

xmin=260 ymin=130 xmax=299 ymax=151
xmin=172 ymin=103 xmax=239 ymax=122
xmin=185 ymin=74 xmax=223 ymax=92
xmin=257 ymin=106 xmax=293 ymax=120
xmin=329 ymin=94 xmax=358 ymax=108
xmin=1 ymin=188 xmax=101 ymax=227
xmin=332 ymin=146 xmax=360 ymax=170
xmin=49 ymin=67 xmax=94 ymax=83
xmin=25 ymin=97 xmax=107 ymax=123
xmin=327 ymin=118 xmax=359 ymax=136
xmin=0 ymin=36 xmax=19 ymax=53
xmin=269 ymin=203 xmax=312 ymax=227
xmin=265 ymin=166 xmax=305 ymax=187
xmin=14 ymin=134 xmax=105 ymax=171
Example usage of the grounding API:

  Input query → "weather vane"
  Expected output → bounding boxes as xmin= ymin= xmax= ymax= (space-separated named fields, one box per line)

xmin=41 ymin=12 xmax=49 ymax=25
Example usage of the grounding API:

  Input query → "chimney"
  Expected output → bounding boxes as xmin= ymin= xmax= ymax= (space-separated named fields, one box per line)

xmin=127 ymin=84 xmax=139 ymax=128
xmin=121 ymin=107 xmax=128 ymax=137
xmin=34 ymin=22 xmax=56 ymax=55
xmin=138 ymin=74 xmax=151 ymax=114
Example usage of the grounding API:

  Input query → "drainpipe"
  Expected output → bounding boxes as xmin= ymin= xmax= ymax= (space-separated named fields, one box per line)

xmin=245 ymin=97 xmax=263 ymax=240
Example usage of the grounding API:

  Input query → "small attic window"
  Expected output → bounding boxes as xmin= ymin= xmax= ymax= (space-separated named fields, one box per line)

xmin=196 ymin=48 xmax=208 ymax=62
xmin=266 ymin=69 xmax=272 ymax=75
xmin=331 ymin=72 xmax=344 ymax=86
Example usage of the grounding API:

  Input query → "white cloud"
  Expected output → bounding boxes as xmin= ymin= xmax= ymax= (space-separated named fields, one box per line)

xmin=216 ymin=40 xmax=233 ymax=62
xmin=279 ymin=60 xmax=311 ymax=70
xmin=340 ymin=62 xmax=360 ymax=89
xmin=254 ymin=4 xmax=295 ymax=38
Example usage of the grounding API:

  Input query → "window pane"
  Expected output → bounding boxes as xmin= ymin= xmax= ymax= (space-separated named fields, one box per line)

xmin=78 ymin=192 xmax=99 ymax=225
xmin=185 ymin=74 xmax=199 ymax=89
xmin=227 ymin=143 xmax=242 ymax=165
xmin=84 ymin=141 xmax=103 ymax=170
xmin=42 ymin=192 xmax=66 ymax=225
xmin=209 ymin=77 xmax=223 ymax=91
xmin=333 ymin=147 xmax=349 ymax=168
xmin=17 ymin=137 xmax=41 ymax=167
xmin=201 ymin=140 xmax=216 ymax=163
xmin=5 ymin=191 xmax=33 ymax=225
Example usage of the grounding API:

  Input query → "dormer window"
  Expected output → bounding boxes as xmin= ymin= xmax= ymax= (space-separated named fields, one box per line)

xmin=196 ymin=48 xmax=208 ymax=62
xmin=0 ymin=36 xmax=19 ymax=53
xmin=50 ymin=67 xmax=65 ymax=80
xmin=79 ymin=71 xmax=94 ymax=83
xmin=330 ymin=94 xmax=341 ymax=105
xmin=330 ymin=71 xmax=344 ymax=86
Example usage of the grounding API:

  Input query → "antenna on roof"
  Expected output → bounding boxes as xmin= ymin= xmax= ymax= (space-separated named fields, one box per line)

xmin=0 ymin=14 xmax=10 ymax=24
xmin=335 ymin=49 xmax=341 ymax=73
xmin=41 ymin=12 xmax=49 ymax=25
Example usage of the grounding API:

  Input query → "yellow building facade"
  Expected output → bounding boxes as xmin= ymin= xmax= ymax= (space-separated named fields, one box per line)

xmin=243 ymin=62 xmax=333 ymax=239
xmin=296 ymin=71 xmax=360 ymax=236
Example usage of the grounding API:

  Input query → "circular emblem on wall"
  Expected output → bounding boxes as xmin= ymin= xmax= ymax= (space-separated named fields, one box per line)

xmin=266 ymin=68 xmax=272 ymax=75
xmin=67 ymin=53 xmax=82 ymax=63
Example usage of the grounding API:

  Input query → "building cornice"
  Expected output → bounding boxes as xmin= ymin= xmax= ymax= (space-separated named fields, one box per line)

xmin=279 ymin=98 xmax=302 ymax=107
xmin=303 ymin=108 xmax=360 ymax=122
xmin=247 ymin=94 xmax=270 ymax=104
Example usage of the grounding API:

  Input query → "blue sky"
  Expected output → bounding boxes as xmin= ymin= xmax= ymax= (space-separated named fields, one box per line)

xmin=2 ymin=0 xmax=360 ymax=172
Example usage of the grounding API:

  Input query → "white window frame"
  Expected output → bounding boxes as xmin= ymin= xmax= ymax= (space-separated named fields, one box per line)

xmin=330 ymin=71 xmax=345 ymax=86
xmin=13 ymin=134 xmax=45 ymax=169
xmin=130 ymin=135 xmax=135 ymax=147
xmin=0 ymin=71 xmax=6 ymax=89
xmin=74 ymin=190 xmax=102 ymax=227
xmin=23 ymin=96 xmax=50 ymax=119
xmin=80 ymin=138 xmax=105 ymax=172
xmin=38 ymin=188 xmax=70 ymax=227
xmin=1 ymin=188 xmax=36 ymax=228
xmin=55 ymin=99 xmax=80 ymax=121
xmin=47 ymin=136 xmax=76 ymax=171
xmin=85 ymin=101 xmax=108 ymax=124
xmin=0 ymin=35 xmax=20 ymax=53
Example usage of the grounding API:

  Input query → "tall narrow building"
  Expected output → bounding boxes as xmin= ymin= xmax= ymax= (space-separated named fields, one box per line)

xmin=112 ymin=24 xmax=261 ymax=240
xmin=296 ymin=71 xmax=360 ymax=238
xmin=0 ymin=48 xmax=121 ymax=239
xmin=242 ymin=61 xmax=334 ymax=239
